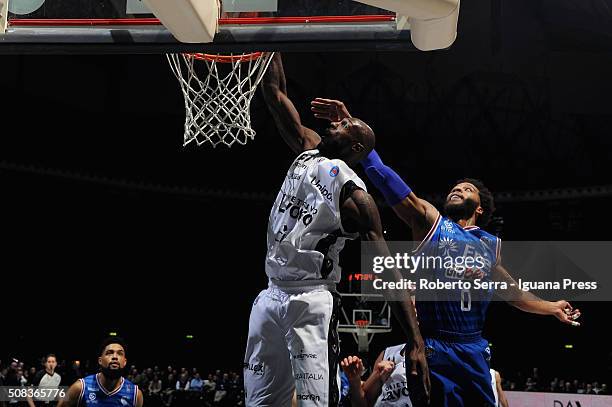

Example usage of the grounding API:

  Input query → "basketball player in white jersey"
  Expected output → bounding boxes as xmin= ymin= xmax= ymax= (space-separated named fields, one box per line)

xmin=243 ymin=53 xmax=428 ymax=407
xmin=341 ymin=347 xmax=413 ymax=407
xmin=489 ymin=369 xmax=509 ymax=407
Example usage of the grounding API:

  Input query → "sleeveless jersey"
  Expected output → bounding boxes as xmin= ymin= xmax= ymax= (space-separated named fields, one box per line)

xmin=374 ymin=344 xmax=413 ymax=407
xmin=78 ymin=374 xmax=137 ymax=407
xmin=415 ymin=215 xmax=501 ymax=335
xmin=265 ymin=149 xmax=367 ymax=283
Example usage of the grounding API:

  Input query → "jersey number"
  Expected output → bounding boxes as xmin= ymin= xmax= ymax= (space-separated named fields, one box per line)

xmin=461 ymin=289 xmax=472 ymax=311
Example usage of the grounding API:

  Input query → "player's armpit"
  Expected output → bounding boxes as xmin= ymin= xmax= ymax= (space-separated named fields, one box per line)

xmin=260 ymin=53 xmax=321 ymax=154
xmin=362 ymin=351 xmax=386 ymax=405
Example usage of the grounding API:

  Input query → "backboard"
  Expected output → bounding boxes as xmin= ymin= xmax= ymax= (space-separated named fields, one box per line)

xmin=1 ymin=0 xmax=457 ymax=53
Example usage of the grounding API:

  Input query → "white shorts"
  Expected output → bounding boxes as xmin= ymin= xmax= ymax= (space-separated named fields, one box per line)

xmin=244 ymin=282 xmax=341 ymax=406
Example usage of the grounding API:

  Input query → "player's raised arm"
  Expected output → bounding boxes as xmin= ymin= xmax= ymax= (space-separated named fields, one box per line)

xmin=56 ymin=380 xmax=83 ymax=407
xmin=312 ymin=98 xmax=439 ymax=239
xmin=492 ymin=259 xmax=582 ymax=326
xmin=340 ymin=356 xmax=367 ymax=407
xmin=260 ymin=53 xmax=321 ymax=154
xmin=361 ymin=351 xmax=394 ymax=406
xmin=340 ymin=186 xmax=430 ymax=400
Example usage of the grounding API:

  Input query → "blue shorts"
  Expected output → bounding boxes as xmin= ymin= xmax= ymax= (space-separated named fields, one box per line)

xmin=425 ymin=336 xmax=496 ymax=407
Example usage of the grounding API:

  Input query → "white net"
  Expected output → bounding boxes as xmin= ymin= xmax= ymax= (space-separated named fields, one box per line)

xmin=167 ymin=52 xmax=274 ymax=148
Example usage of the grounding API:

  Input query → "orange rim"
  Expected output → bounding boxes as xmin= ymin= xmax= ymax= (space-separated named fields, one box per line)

xmin=187 ymin=52 xmax=264 ymax=63
xmin=355 ymin=320 xmax=370 ymax=328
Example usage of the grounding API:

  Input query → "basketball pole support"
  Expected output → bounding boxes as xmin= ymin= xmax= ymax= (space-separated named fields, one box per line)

xmin=0 ymin=0 xmax=8 ymax=34
xmin=142 ymin=0 xmax=219 ymax=43
xmin=355 ymin=0 xmax=460 ymax=51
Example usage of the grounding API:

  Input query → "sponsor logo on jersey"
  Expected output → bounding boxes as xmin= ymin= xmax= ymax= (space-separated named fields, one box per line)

xmin=294 ymin=372 xmax=324 ymax=381
xmin=381 ymin=386 xmax=411 ymax=401
xmin=292 ymin=350 xmax=317 ymax=360
xmin=278 ymin=193 xmax=316 ymax=226
xmin=243 ymin=362 xmax=265 ymax=376
xmin=88 ymin=393 xmax=97 ymax=401
xmin=329 ymin=165 xmax=340 ymax=177
xmin=296 ymin=394 xmax=321 ymax=401
xmin=311 ymin=177 xmax=333 ymax=201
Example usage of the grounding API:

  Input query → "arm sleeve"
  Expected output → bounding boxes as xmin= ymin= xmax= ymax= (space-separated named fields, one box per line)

xmin=360 ymin=149 xmax=412 ymax=206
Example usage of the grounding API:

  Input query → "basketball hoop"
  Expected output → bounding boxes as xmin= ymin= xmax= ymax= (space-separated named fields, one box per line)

xmin=167 ymin=51 xmax=274 ymax=148
xmin=355 ymin=320 xmax=371 ymax=330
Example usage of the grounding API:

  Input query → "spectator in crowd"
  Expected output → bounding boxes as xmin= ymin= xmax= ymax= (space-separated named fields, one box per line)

xmin=3 ymin=361 xmax=24 ymax=407
xmin=189 ymin=373 xmax=203 ymax=392
xmin=162 ymin=373 xmax=175 ymax=406
xmin=148 ymin=374 xmax=162 ymax=396
xmin=593 ymin=381 xmax=601 ymax=394
xmin=26 ymin=368 xmax=37 ymax=386
xmin=525 ymin=377 xmax=538 ymax=391
xmin=146 ymin=374 xmax=163 ymax=407
xmin=586 ymin=383 xmax=596 ymax=394
xmin=176 ymin=372 xmax=190 ymax=391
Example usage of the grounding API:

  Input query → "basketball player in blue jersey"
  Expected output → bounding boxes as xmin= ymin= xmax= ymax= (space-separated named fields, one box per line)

xmin=57 ymin=338 xmax=143 ymax=407
xmin=245 ymin=53 xmax=429 ymax=406
xmin=311 ymin=99 xmax=581 ymax=407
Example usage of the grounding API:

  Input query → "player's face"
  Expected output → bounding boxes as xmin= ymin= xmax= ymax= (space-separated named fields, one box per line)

xmin=45 ymin=357 xmax=57 ymax=371
xmin=444 ymin=182 xmax=483 ymax=221
xmin=322 ymin=118 xmax=360 ymax=158
xmin=99 ymin=344 xmax=127 ymax=371
xmin=446 ymin=182 xmax=480 ymax=207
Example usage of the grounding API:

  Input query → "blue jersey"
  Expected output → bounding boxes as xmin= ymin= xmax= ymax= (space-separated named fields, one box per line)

xmin=78 ymin=374 xmax=138 ymax=407
xmin=415 ymin=215 xmax=500 ymax=337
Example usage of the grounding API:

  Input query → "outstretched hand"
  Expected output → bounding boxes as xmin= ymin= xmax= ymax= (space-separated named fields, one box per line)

xmin=340 ymin=356 xmax=365 ymax=386
xmin=311 ymin=98 xmax=352 ymax=122
xmin=375 ymin=360 xmax=395 ymax=384
xmin=551 ymin=300 xmax=581 ymax=326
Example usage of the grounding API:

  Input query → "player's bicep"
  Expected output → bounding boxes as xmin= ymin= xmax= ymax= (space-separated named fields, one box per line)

xmin=341 ymin=189 xmax=384 ymax=241
xmin=135 ymin=389 xmax=144 ymax=407
xmin=57 ymin=381 xmax=82 ymax=407
xmin=391 ymin=193 xmax=439 ymax=237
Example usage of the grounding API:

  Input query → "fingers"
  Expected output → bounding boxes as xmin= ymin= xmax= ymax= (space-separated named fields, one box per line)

xmin=340 ymin=356 xmax=364 ymax=376
xmin=312 ymin=98 xmax=341 ymax=105
xmin=422 ymin=365 xmax=431 ymax=401
xmin=410 ymin=358 xmax=418 ymax=376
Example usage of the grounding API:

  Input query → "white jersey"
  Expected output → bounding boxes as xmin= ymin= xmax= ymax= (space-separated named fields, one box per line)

xmin=375 ymin=345 xmax=413 ymax=407
xmin=265 ymin=149 xmax=367 ymax=283
xmin=490 ymin=369 xmax=499 ymax=407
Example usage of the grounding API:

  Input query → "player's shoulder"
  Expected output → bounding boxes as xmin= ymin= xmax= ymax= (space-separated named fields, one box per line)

xmin=123 ymin=377 xmax=137 ymax=387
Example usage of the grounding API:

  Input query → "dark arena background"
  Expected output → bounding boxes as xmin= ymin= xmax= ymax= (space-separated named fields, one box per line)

xmin=2 ymin=0 xmax=612 ymax=406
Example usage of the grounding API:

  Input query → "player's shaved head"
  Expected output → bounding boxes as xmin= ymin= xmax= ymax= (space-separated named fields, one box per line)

xmin=349 ymin=118 xmax=375 ymax=161
xmin=319 ymin=117 xmax=375 ymax=165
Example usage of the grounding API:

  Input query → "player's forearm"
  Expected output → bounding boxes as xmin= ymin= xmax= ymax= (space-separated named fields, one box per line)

xmin=511 ymin=297 xmax=557 ymax=315
xmin=360 ymin=150 xmax=412 ymax=206
xmin=348 ymin=381 xmax=368 ymax=407
xmin=493 ymin=264 xmax=552 ymax=314
xmin=362 ymin=373 xmax=384 ymax=406
xmin=367 ymin=236 xmax=421 ymax=340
